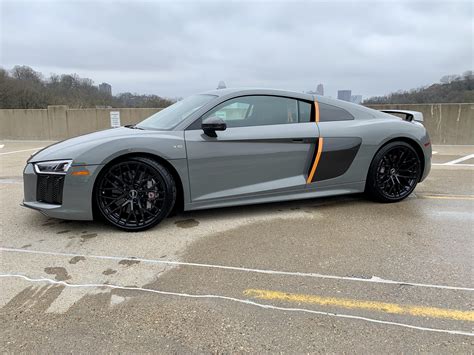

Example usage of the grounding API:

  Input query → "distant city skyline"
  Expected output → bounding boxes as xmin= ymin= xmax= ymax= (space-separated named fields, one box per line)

xmin=98 ymin=82 xmax=112 ymax=96
xmin=217 ymin=81 xmax=227 ymax=90
xmin=337 ymin=90 xmax=352 ymax=102
xmin=316 ymin=84 xmax=324 ymax=96
xmin=307 ymin=83 xmax=324 ymax=96
xmin=305 ymin=84 xmax=365 ymax=102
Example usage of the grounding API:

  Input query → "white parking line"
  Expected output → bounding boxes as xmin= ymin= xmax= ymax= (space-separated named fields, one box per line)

xmin=0 ymin=274 xmax=472 ymax=337
xmin=443 ymin=154 xmax=474 ymax=165
xmin=0 ymin=179 xmax=22 ymax=185
xmin=432 ymin=163 xmax=474 ymax=167
xmin=432 ymin=151 xmax=438 ymax=155
xmin=0 ymin=144 xmax=4 ymax=149
xmin=0 ymin=147 xmax=43 ymax=156
xmin=1 ymin=247 xmax=472 ymax=291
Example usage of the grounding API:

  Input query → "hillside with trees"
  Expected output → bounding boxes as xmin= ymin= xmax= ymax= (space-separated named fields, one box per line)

xmin=0 ymin=65 xmax=175 ymax=109
xmin=364 ymin=71 xmax=473 ymax=104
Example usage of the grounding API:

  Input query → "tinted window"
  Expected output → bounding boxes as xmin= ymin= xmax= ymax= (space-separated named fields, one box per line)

xmin=319 ymin=102 xmax=354 ymax=122
xmin=298 ymin=101 xmax=312 ymax=123
xmin=202 ymin=96 xmax=299 ymax=128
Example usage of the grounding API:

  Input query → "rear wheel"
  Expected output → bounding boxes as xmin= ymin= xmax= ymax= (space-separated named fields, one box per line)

xmin=95 ymin=157 xmax=176 ymax=231
xmin=366 ymin=142 xmax=421 ymax=202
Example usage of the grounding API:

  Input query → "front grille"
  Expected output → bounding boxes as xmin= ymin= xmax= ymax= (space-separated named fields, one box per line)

xmin=36 ymin=175 xmax=65 ymax=205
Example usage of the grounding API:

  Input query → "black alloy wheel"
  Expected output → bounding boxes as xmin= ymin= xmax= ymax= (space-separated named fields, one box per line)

xmin=366 ymin=142 xmax=421 ymax=202
xmin=95 ymin=157 xmax=176 ymax=231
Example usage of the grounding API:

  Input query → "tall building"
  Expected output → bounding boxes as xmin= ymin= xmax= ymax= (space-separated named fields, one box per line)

xmin=99 ymin=82 xmax=112 ymax=96
xmin=337 ymin=90 xmax=351 ymax=102
xmin=350 ymin=95 xmax=362 ymax=104
xmin=316 ymin=84 xmax=324 ymax=96
xmin=217 ymin=81 xmax=227 ymax=89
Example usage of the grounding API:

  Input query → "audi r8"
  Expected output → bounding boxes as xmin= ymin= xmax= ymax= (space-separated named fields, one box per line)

xmin=23 ymin=88 xmax=431 ymax=231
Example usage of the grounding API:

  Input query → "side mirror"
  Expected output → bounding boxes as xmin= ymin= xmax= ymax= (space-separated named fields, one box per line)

xmin=202 ymin=117 xmax=227 ymax=137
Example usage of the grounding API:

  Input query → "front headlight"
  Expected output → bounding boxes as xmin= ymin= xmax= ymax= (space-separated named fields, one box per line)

xmin=34 ymin=160 xmax=73 ymax=175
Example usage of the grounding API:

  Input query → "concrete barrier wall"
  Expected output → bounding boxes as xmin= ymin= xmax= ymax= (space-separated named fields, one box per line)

xmin=0 ymin=106 xmax=162 ymax=140
xmin=366 ymin=103 xmax=474 ymax=145
xmin=0 ymin=104 xmax=472 ymax=144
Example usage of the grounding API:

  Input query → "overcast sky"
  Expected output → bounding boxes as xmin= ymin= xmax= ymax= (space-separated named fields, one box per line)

xmin=1 ymin=0 xmax=472 ymax=99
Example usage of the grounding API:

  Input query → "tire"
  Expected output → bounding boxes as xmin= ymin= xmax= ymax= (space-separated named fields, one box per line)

xmin=95 ymin=157 xmax=176 ymax=231
xmin=365 ymin=141 xmax=421 ymax=203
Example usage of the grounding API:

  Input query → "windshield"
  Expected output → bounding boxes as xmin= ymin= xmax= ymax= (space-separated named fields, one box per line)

xmin=137 ymin=94 xmax=217 ymax=130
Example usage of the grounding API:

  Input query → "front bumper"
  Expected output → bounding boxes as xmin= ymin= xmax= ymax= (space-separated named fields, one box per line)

xmin=22 ymin=163 xmax=102 ymax=220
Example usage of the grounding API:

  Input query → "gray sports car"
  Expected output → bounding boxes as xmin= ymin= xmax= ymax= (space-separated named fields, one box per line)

xmin=23 ymin=88 xmax=431 ymax=231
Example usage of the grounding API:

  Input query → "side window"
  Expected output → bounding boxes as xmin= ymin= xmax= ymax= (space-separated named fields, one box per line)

xmin=202 ymin=96 xmax=299 ymax=128
xmin=298 ymin=101 xmax=312 ymax=123
xmin=211 ymin=101 xmax=251 ymax=123
xmin=319 ymin=102 xmax=354 ymax=122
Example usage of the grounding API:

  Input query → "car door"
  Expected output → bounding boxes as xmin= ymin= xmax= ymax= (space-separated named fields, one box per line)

xmin=305 ymin=101 xmax=363 ymax=187
xmin=184 ymin=95 xmax=319 ymax=203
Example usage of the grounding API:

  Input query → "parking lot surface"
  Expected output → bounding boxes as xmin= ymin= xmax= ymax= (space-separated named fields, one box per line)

xmin=1 ymin=141 xmax=473 ymax=352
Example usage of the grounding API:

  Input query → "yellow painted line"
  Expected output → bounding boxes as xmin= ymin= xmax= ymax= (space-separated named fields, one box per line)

xmin=419 ymin=194 xmax=474 ymax=201
xmin=244 ymin=289 xmax=474 ymax=322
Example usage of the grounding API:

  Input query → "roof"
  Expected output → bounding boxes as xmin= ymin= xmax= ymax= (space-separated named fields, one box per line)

xmin=201 ymin=87 xmax=314 ymax=101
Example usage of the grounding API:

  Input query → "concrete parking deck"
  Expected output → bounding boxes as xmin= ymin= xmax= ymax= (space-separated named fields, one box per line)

xmin=0 ymin=141 xmax=473 ymax=352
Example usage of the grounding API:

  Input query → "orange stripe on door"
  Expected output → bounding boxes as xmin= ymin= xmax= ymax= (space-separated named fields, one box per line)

xmin=306 ymin=138 xmax=323 ymax=183
xmin=314 ymin=99 xmax=320 ymax=123
xmin=306 ymin=99 xmax=322 ymax=183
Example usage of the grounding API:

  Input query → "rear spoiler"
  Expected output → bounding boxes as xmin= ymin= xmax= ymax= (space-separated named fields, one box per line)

xmin=380 ymin=110 xmax=423 ymax=122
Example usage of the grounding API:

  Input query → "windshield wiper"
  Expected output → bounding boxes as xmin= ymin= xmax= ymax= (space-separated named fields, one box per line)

xmin=124 ymin=124 xmax=144 ymax=130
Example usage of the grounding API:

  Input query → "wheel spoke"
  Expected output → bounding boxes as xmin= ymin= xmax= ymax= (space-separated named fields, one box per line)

xmin=109 ymin=203 xmax=123 ymax=214
xmin=104 ymin=196 xmax=124 ymax=209
xmin=124 ymin=203 xmax=133 ymax=225
xmin=104 ymin=177 xmax=122 ymax=189
xmin=397 ymin=174 xmax=417 ymax=179
xmin=137 ymin=200 xmax=146 ymax=225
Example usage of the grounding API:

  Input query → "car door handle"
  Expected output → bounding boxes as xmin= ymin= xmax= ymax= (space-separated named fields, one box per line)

xmin=292 ymin=138 xmax=319 ymax=144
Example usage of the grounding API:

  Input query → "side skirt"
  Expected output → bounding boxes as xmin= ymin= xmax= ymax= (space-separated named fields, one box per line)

xmin=183 ymin=181 xmax=366 ymax=211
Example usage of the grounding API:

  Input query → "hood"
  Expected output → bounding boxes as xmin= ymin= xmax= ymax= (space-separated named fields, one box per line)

xmin=28 ymin=127 xmax=153 ymax=163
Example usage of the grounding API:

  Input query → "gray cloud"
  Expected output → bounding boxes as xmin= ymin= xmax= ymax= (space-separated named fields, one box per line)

xmin=1 ymin=0 xmax=472 ymax=99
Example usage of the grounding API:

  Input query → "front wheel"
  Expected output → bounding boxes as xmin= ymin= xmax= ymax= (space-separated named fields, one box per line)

xmin=95 ymin=157 xmax=176 ymax=231
xmin=366 ymin=142 xmax=421 ymax=202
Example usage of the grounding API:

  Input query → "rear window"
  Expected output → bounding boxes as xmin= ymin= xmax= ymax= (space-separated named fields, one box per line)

xmin=319 ymin=103 xmax=354 ymax=122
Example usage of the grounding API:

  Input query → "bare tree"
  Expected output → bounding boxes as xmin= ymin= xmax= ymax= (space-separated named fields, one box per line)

xmin=364 ymin=70 xmax=474 ymax=104
xmin=0 ymin=65 xmax=175 ymax=109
